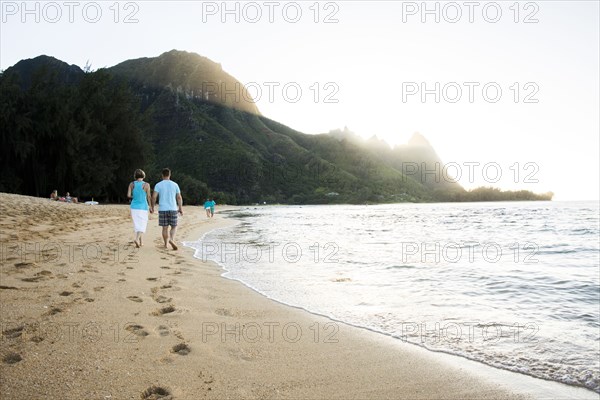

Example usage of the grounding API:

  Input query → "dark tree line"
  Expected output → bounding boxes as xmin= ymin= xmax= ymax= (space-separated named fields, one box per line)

xmin=0 ymin=67 xmax=147 ymax=202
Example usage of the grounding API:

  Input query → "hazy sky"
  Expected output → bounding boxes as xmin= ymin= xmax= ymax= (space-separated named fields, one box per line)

xmin=1 ymin=1 xmax=598 ymax=200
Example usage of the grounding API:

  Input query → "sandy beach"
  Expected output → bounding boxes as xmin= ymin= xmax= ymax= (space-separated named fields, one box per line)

xmin=0 ymin=193 xmax=595 ymax=400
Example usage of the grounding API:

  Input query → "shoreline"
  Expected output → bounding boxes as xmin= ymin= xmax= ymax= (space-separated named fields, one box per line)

xmin=183 ymin=211 xmax=598 ymax=400
xmin=0 ymin=193 xmax=596 ymax=399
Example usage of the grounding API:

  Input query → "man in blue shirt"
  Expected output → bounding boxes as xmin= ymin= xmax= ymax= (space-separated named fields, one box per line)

xmin=151 ymin=168 xmax=183 ymax=250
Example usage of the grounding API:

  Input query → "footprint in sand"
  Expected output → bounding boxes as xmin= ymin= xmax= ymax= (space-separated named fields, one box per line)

xmin=127 ymin=296 xmax=143 ymax=303
xmin=59 ymin=291 xmax=73 ymax=296
xmin=125 ymin=324 xmax=149 ymax=337
xmin=141 ymin=385 xmax=172 ymax=399
xmin=173 ymin=331 xmax=184 ymax=340
xmin=152 ymin=305 xmax=176 ymax=316
xmin=146 ymin=277 xmax=158 ymax=281
xmin=156 ymin=325 xmax=170 ymax=336
xmin=30 ymin=335 xmax=44 ymax=343
xmin=2 ymin=352 xmax=23 ymax=364
xmin=214 ymin=308 xmax=234 ymax=317
xmin=0 ymin=285 xmax=19 ymax=290
xmin=160 ymin=266 xmax=171 ymax=270
xmin=21 ymin=270 xmax=53 ymax=282
xmin=153 ymin=295 xmax=171 ymax=304
xmin=43 ymin=306 xmax=63 ymax=316
xmin=171 ymin=343 xmax=191 ymax=355
xmin=159 ymin=356 xmax=175 ymax=364
xmin=82 ymin=264 xmax=100 ymax=273
xmin=2 ymin=326 xmax=24 ymax=339
xmin=14 ymin=262 xmax=37 ymax=270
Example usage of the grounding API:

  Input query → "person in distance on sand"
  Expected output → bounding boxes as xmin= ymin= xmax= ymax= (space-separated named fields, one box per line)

xmin=209 ymin=198 xmax=216 ymax=218
xmin=65 ymin=192 xmax=78 ymax=203
xmin=151 ymin=168 xmax=183 ymax=250
xmin=203 ymin=198 xmax=211 ymax=218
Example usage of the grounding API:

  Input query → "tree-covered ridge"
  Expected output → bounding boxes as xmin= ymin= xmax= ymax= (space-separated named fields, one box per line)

xmin=109 ymin=49 xmax=260 ymax=116
xmin=0 ymin=51 xmax=553 ymax=204
xmin=0 ymin=64 xmax=146 ymax=201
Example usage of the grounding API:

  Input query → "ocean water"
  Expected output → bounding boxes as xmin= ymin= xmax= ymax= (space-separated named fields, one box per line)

xmin=186 ymin=201 xmax=600 ymax=392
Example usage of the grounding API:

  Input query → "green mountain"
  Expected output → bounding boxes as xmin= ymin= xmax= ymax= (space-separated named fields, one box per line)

xmin=109 ymin=49 xmax=260 ymax=116
xmin=8 ymin=55 xmax=84 ymax=90
xmin=0 ymin=50 xmax=552 ymax=204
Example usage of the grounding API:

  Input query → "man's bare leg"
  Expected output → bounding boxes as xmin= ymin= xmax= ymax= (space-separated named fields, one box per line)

xmin=162 ymin=226 xmax=169 ymax=248
xmin=169 ymin=226 xmax=178 ymax=250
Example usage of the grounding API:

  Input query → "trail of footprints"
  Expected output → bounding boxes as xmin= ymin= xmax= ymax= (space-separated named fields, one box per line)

xmin=3 ymin=223 xmax=206 ymax=398
xmin=1 ymin=201 xmax=169 ymax=393
xmin=125 ymin=253 xmax=198 ymax=399
xmin=137 ymin=225 xmax=208 ymax=399
xmin=1 ymin=257 xmax=108 ymax=367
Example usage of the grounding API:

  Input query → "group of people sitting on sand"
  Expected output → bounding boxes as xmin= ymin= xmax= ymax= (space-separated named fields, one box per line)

xmin=50 ymin=190 xmax=78 ymax=203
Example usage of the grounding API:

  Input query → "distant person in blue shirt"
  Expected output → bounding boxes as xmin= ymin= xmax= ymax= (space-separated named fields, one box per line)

xmin=203 ymin=198 xmax=212 ymax=218
xmin=209 ymin=198 xmax=216 ymax=217
xmin=127 ymin=169 xmax=151 ymax=248
xmin=151 ymin=168 xmax=183 ymax=250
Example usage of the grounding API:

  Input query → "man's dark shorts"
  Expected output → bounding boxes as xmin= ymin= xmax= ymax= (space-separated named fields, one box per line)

xmin=158 ymin=210 xmax=178 ymax=227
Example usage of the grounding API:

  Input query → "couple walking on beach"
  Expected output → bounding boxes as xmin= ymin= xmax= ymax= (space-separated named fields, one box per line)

xmin=128 ymin=168 xmax=183 ymax=250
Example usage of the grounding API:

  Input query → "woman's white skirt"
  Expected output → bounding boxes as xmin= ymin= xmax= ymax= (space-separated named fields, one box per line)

xmin=131 ymin=209 xmax=149 ymax=233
